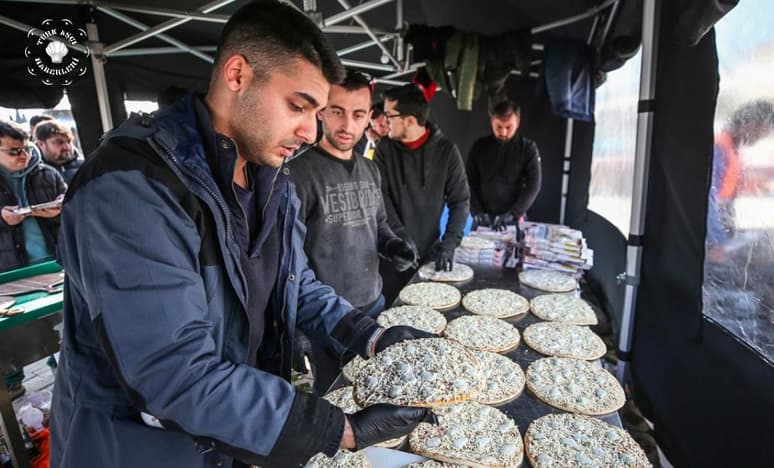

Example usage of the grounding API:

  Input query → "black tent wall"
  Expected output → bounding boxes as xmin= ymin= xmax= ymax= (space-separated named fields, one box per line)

xmin=631 ymin=1 xmax=774 ymax=466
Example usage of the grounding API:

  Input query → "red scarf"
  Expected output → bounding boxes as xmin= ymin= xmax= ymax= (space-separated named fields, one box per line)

xmin=403 ymin=128 xmax=431 ymax=150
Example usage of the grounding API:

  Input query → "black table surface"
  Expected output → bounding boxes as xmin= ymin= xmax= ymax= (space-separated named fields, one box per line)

xmin=333 ymin=265 xmax=621 ymax=431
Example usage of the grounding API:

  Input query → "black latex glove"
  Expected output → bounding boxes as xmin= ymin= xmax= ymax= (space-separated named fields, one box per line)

xmin=386 ymin=238 xmax=418 ymax=272
xmin=492 ymin=213 xmax=516 ymax=232
xmin=434 ymin=247 xmax=454 ymax=272
xmin=375 ymin=325 xmax=436 ymax=354
xmin=473 ymin=213 xmax=491 ymax=228
xmin=348 ymin=404 xmax=438 ymax=450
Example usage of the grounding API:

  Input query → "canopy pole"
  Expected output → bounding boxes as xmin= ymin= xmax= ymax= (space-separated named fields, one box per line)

xmin=87 ymin=22 xmax=113 ymax=133
xmin=560 ymin=118 xmax=574 ymax=224
xmin=616 ymin=0 xmax=660 ymax=383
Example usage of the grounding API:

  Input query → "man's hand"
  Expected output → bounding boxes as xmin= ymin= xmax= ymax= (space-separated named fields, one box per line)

xmin=386 ymin=238 xmax=418 ymax=272
xmin=434 ymin=247 xmax=454 ymax=272
xmin=1 ymin=206 xmax=26 ymax=226
xmin=492 ymin=213 xmax=515 ymax=232
xmin=375 ymin=325 xmax=436 ymax=354
xmin=30 ymin=207 xmax=62 ymax=218
xmin=473 ymin=213 xmax=491 ymax=228
xmin=345 ymin=404 xmax=437 ymax=450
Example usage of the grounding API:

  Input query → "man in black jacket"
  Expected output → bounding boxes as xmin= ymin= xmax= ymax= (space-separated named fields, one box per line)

xmin=375 ymin=84 xmax=470 ymax=303
xmin=467 ymin=100 xmax=542 ymax=231
xmin=288 ymin=70 xmax=418 ymax=393
xmin=34 ymin=120 xmax=84 ymax=184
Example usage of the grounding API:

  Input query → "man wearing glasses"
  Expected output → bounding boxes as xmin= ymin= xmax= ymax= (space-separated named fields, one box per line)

xmin=0 ymin=120 xmax=66 ymax=273
xmin=374 ymin=84 xmax=470 ymax=303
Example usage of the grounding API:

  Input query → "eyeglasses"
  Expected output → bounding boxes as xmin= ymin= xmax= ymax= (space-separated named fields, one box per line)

xmin=384 ymin=113 xmax=404 ymax=120
xmin=0 ymin=144 xmax=35 ymax=157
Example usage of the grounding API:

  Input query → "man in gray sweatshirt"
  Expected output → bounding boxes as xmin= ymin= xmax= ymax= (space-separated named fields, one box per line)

xmin=288 ymin=70 xmax=420 ymax=393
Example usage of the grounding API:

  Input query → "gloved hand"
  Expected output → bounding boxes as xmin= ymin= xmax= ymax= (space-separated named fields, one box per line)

xmin=492 ymin=213 xmax=515 ymax=232
xmin=385 ymin=238 xmax=418 ymax=272
xmin=473 ymin=213 xmax=491 ymax=228
xmin=348 ymin=404 xmax=438 ymax=450
xmin=434 ymin=246 xmax=454 ymax=272
xmin=375 ymin=325 xmax=436 ymax=354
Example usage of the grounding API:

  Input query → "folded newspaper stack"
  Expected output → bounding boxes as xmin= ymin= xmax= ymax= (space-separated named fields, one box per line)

xmin=519 ymin=221 xmax=594 ymax=277
xmin=454 ymin=228 xmax=515 ymax=267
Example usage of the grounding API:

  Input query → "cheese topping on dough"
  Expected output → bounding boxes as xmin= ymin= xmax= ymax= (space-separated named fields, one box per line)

xmin=460 ymin=237 xmax=496 ymax=250
xmin=444 ymin=315 xmax=520 ymax=353
xmin=409 ymin=401 xmax=524 ymax=468
xmin=519 ymin=270 xmax=578 ymax=292
xmin=304 ymin=450 xmax=371 ymax=468
xmin=377 ymin=305 xmax=448 ymax=334
xmin=526 ymin=357 xmax=625 ymax=415
xmin=525 ymin=413 xmax=652 ymax=468
xmin=523 ymin=322 xmax=606 ymax=360
xmin=462 ymin=289 xmax=529 ymax=318
xmin=471 ymin=350 xmax=525 ymax=405
xmin=352 ymin=338 xmax=483 ymax=407
xmin=399 ymin=283 xmax=462 ymax=310
xmin=418 ymin=262 xmax=474 ymax=283
xmin=529 ymin=294 xmax=598 ymax=325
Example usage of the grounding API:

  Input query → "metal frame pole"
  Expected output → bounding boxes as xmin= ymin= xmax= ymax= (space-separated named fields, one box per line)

xmin=336 ymin=0 xmax=400 ymax=68
xmin=324 ymin=0 xmax=394 ymax=26
xmin=616 ymin=0 xmax=660 ymax=383
xmin=86 ymin=22 xmax=113 ymax=133
xmin=560 ymin=118 xmax=574 ymax=224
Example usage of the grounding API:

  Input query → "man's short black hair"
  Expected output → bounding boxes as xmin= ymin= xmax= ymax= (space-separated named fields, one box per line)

xmin=490 ymin=100 xmax=521 ymax=119
xmin=382 ymin=84 xmax=430 ymax=126
xmin=370 ymin=102 xmax=384 ymax=118
xmin=0 ymin=120 xmax=29 ymax=141
xmin=727 ymin=99 xmax=774 ymax=150
xmin=215 ymin=0 xmax=345 ymax=85
xmin=34 ymin=121 xmax=72 ymax=142
xmin=338 ymin=69 xmax=373 ymax=97
xmin=29 ymin=114 xmax=53 ymax=129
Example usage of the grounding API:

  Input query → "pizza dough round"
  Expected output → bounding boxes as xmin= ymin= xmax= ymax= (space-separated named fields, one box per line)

xmin=418 ymin=262 xmax=474 ymax=283
xmin=399 ymin=283 xmax=462 ymax=311
xmin=526 ymin=357 xmax=625 ymax=415
xmin=462 ymin=289 xmax=529 ymax=318
xmin=409 ymin=400 xmax=524 ymax=468
xmin=352 ymin=338 xmax=483 ymax=407
xmin=460 ymin=236 xmax=496 ymax=250
xmin=518 ymin=270 xmax=578 ymax=292
xmin=472 ymin=350 xmax=525 ymax=406
xmin=377 ymin=305 xmax=448 ymax=334
xmin=523 ymin=322 xmax=606 ymax=360
xmin=525 ymin=413 xmax=652 ymax=468
xmin=529 ymin=294 xmax=598 ymax=325
xmin=323 ymin=386 xmax=406 ymax=448
xmin=444 ymin=315 xmax=520 ymax=353
xmin=305 ymin=450 xmax=371 ymax=468
xmin=405 ymin=461 xmax=465 ymax=468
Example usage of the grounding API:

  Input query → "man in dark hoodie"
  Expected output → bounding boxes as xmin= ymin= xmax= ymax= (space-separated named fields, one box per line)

xmin=288 ymin=70 xmax=419 ymax=393
xmin=34 ymin=120 xmax=84 ymax=184
xmin=467 ymin=100 xmax=542 ymax=231
xmin=375 ymin=84 xmax=470 ymax=303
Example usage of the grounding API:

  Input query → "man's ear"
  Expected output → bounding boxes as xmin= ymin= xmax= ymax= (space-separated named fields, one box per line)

xmin=317 ymin=108 xmax=325 ymax=121
xmin=220 ymin=54 xmax=252 ymax=93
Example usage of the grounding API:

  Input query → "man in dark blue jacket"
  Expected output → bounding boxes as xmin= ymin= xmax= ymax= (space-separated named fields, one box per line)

xmin=51 ymin=2 xmax=432 ymax=467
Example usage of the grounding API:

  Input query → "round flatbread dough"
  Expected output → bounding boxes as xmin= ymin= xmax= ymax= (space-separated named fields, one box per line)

xmin=462 ymin=289 xmax=529 ymax=318
xmin=525 ymin=413 xmax=652 ymax=468
xmin=519 ymin=270 xmax=578 ymax=292
xmin=526 ymin=357 xmax=625 ymax=415
xmin=444 ymin=315 xmax=520 ymax=353
xmin=352 ymin=338 xmax=483 ymax=408
xmin=409 ymin=401 xmax=524 ymax=468
xmin=305 ymin=450 xmax=371 ymax=468
xmin=377 ymin=305 xmax=448 ymax=334
xmin=405 ymin=461 xmax=465 ymax=468
xmin=418 ymin=262 xmax=474 ymax=283
xmin=342 ymin=356 xmax=367 ymax=382
xmin=523 ymin=322 xmax=606 ymax=360
xmin=399 ymin=283 xmax=462 ymax=311
xmin=529 ymin=294 xmax=598 ymax=326
xmin=472 ymin=351 xmax=525 ymax=406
